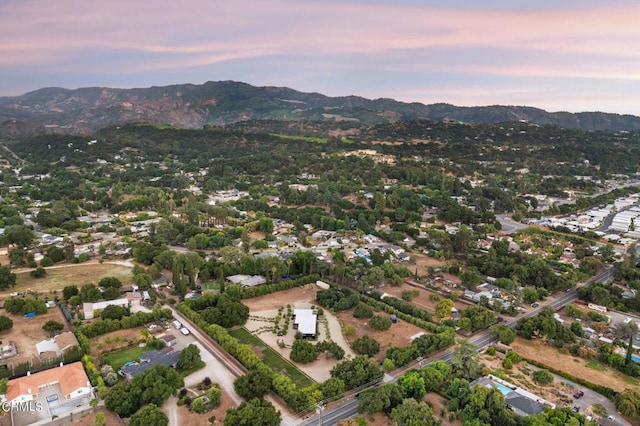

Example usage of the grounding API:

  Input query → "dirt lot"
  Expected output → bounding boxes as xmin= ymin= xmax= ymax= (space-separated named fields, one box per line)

xmin=382 ymin=283 xmax=471 ymax=316
xmin=70 ymin=408 xmax=123 ymax=426
xmin=89 ymin=328 xmax=146 ymax=360
xmin=337 ymin=308 xmax=427 ymax=363
xmin=0 ymin=306 xmax=71 ymax=367
xmin=511 ymin=337 xmax=640 ymax=393
xmin=242 ymin=285 xmax=318 ymax=311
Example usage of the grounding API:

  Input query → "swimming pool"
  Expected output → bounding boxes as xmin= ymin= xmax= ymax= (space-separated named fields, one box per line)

xmin=493 ymin=382 xmax=513 ymax=395
xmin=632 ymin=355 xmax=640 ymax=364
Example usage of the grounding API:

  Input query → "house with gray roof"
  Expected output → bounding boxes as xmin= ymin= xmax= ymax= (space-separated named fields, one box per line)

xmin=118 ymin=349 xmax=181 ymax=380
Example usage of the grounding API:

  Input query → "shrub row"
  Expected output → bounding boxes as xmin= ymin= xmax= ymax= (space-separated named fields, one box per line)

xmin=240 ymin=275 xmax=319 ymax=299
xmin=83 ymin=354 xmax=107 ymax=396
xmin=77 ymin=308 xmax=173 ymax=339
xmin=360 ymin=294 xmax=438 ymax=332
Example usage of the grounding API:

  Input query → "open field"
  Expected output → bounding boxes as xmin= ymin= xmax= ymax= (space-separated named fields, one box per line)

xmin=10 ymin=262 xmax=132 ymax=294
xmin=242 ymin=285 xmax=318 ymax=311
xmin=511 ymin=337 xmax=640 ymax=393
xmin=89 ymin=328 xmax=145 ymax=359
xmin=70 ymin=408 xmax=123 ymax=426
xmin=0 ymin=306 xmax=71 ymax=366
xmin=229 ymin=327 xmax=314 ymax=388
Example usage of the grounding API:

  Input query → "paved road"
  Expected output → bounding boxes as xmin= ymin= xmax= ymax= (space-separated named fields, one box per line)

xmin=497 ymin=214 xmax=529 ymax=234
xmin=302 ymin=267 xmax=617 ymax=426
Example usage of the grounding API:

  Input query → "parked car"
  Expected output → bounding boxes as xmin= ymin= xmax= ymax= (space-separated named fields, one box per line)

xmin=573 ymin=390 xmax=584 ymax=399
xmin=180 ymin=327 xmax=190 ymax=335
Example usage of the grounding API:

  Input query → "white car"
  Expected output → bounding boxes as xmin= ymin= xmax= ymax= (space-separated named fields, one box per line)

xmin=180 ymin=327 xmax=190 ymax=335
xmin=608 ymin=415 xmax=616 ymax=421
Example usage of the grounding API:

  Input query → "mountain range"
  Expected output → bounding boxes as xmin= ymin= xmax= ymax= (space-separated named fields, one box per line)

xmin=1 ymin=80 xmax=639 ymax=135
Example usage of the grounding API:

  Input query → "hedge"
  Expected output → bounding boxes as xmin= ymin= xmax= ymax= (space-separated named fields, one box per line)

xmin=240 ymin=274 xmax=319 ymax=299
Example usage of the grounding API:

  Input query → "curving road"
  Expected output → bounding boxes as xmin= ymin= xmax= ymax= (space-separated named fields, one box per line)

xmin=301 ymin=266 xmax=616 ymax=426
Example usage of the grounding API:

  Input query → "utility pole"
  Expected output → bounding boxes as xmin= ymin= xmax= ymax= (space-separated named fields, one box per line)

xmin=316 ymin=403 xmax=325 ymax=426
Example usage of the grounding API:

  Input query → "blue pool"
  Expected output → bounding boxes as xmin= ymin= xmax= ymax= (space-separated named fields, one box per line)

xmin=493 ymin=383 xmax=513 ymax=395
xmin=632 ymin=355 xmax=640 ymax=364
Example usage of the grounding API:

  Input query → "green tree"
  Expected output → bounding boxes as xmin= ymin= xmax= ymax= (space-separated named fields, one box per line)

xmin=330 ymin=356 xmax=383 ymax=390
xmin=191 ymin=397 xmax=206 ymax=414
xmin=177 ymin=344 xmax=202 ymax=371
xmin=94 ymin=412 xmax=105 ymax=426
xmin=390 ymin=398 xmax=441 ymax=426
xmin=0 ymin=266 xmax=17 ymax=290
xmin=492 ymin=325 xmax=515 ymax=345
xmin=358 ymin=383 xmax=403 ymax=415
xmin=532 ymin=369 xmax=553 ymax=384
xmin=290 ymin=339 xmax=318 ymax=364
xmin=451 ymin=340 xmax=482 ymax=380
xmin=207 ymin=385 xmax=222 ymax=408
xmin=63 ymin=285 xmax=79 ymax=300
xmin=0 ymin=316 xmax=13 ymax=331
xmin=614 ymin=389 xmax=640 ymax=418
xmin=223 ymin=398 xmax=281 ymax=426
xmin=398 ymin=371 xmax=426 ymax=400
xmin=351 ymin=335 xmax=380 ymax=357
xmin=42 ymin=320 xmax=64 ymax=336
xmin=369 ymin=315 xmax=392 ymax=331
xmin=101 ymin=305 xmax=129 ymax=320
xmin=233 ymin=369 xmax=273 ymax=400
xmin=134 ymin=273 xmax=153 ymax=289
xmin=460 ymin=268 xmax=482 ymax=289
xmin=353 ymin=303 xmax=373 ymax=319
xmin=435 ymin=298 xmax=454 ymax=321
xmin=129 ymin=403 xmax=168 ymax=426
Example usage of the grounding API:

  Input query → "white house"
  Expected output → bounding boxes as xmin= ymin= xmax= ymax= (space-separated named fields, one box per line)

xmin=83 ymin=298 xmax=129 ymax=319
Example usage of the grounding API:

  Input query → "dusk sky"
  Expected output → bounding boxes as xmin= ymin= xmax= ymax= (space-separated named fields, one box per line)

xmin=2 ymin=0 xmax=639 ymax=114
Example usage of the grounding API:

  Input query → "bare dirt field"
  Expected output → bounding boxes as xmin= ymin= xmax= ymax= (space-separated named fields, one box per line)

xmin=337 ymin=308 xmax=427 ymax=362
xmin=424 ymin=392 xmax=460 ymax=426
xmin=382 ymin=283 xmax=471 ymax=315
xmin=0 ymin=306 xmax=71 ymax=366
xmin=70 ymin=408 xmax=123 ymax=426
xmin=10 ymin=261 xmax=133 ymax=296
xmin=89 ymin=328 xmax=146 ymax=360
xmin=242 ymin=285 xmax=318 ymax=311
xmin=511 ymin=337 xmax=640 ymax=393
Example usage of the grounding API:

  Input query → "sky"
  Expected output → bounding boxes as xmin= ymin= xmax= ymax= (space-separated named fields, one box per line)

xmin=1 ymin=0 xmax=640 ymax=115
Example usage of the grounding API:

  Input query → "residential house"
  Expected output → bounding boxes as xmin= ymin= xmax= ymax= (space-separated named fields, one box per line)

xmin=4 ymin=362 xmax=92 ymax=423
xmin=292 ymin=308 xmax=317 ymax=338
xmin=119 ymin=349 xmax=181 ymax=380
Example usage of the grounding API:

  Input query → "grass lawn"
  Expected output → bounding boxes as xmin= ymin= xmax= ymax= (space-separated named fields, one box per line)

xmin=180 ymin=360 xmax=206 ymax=378
xmin=203 ymin=281 xmax=220 ymax=291
xmin=101 ymin=346 xmax=149 ymax=372
xmin=13 ymin=262 xmax=132 ymax=293
xmin=269 ymin=133 xmax=327 ymax=144
xmin=586 ymin=360 xmax=606 ymax=371
xmin=229 ymin=328 xmax=314 ymax=388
